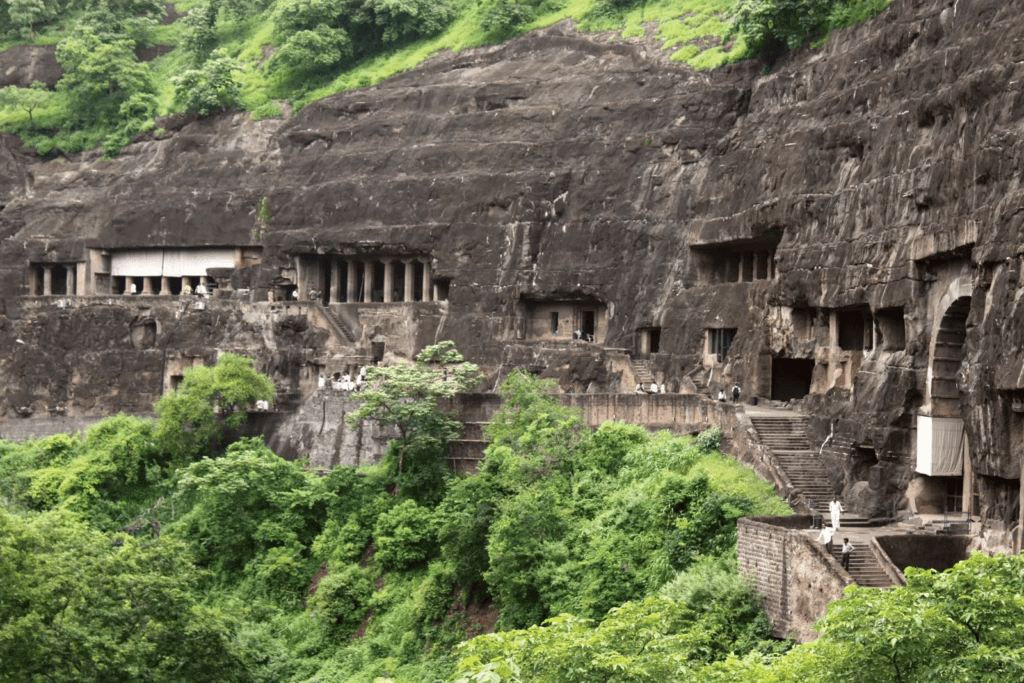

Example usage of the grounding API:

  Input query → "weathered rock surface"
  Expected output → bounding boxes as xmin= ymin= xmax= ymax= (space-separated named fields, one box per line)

xmin=4 ymin=0 xmax=1024 ymax=547
xmin=0 ymin=45 xmax=62 ymax=88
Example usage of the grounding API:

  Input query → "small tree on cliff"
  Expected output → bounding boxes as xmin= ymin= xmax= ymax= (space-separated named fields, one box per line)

xmin=347 ymin=341 xmax=482 ymax=499
xmin=154 ymin=352 xmax=275 ymax=462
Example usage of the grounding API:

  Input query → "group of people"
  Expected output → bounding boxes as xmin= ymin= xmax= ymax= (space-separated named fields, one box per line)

xmin=180 ymin=282 xmax=209 ymax=297
xmin=816 ymin=497 xmax=855 ymax=570
xmin=635 ymin=382 xmax=663 ymax=394
xmin=319 ymin=367 xmax=366 ymax=392
xmin=717 ymin=383 xmax=742 ymax=403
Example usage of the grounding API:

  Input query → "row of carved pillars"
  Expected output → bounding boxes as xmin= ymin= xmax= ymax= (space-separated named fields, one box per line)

xmin=120 ymin=275 xmax=212 ymax=295
xmin=34 ymin=264 xmax=76 ymax=296
xmin=297 ymin=257 xmax=434 ymax=303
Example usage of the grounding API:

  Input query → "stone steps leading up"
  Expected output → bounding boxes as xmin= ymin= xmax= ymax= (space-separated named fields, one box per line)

xmin=825 ymin=533 xmax=897 ymax=588
xmin=631 ymin=358 xmax=654 ymax=385
xmin=749 ymin=413 xmax=838 ymax=512
xmin=321 ymin=304 xmax=358 ymax=343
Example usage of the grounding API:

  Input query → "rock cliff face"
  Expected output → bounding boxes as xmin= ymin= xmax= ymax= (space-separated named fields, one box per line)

xmin=3 ymin=0 xmax=1024 ymax=548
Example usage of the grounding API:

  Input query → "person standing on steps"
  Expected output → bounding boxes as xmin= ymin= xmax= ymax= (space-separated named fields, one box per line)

xmin=841 ymin=538 xmax=854 ymax=571
xmin=829 ymin=496 xmax=844 ymax=530
xmin=817 ymin=525 xmax=835 ymax=555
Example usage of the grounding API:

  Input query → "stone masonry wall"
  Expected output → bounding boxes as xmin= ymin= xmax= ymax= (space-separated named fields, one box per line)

xmin=738 ymin=516 xmax=850 ymax=643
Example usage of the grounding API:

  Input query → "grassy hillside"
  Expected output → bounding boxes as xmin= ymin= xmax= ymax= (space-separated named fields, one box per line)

xmin=0 ymin=0 xmax=888 ymax=157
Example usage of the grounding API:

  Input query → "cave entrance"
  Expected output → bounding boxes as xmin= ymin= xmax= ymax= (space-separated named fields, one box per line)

xmin=580 ymin=311 xmax=596 ymax=343
xmin=636 ymin=327 xmax=661 ymax=355
xmin=771 ymin=357 xmax=814 ymax=401
xmin=930 ymin=296 xmax=970 ymax=418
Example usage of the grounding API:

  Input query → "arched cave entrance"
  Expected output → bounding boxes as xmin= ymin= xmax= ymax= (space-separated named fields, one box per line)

xmin=931 ymin=296 xmax=971 ymax=418
xmin=916 ymin=296 xmax=973 ymax=515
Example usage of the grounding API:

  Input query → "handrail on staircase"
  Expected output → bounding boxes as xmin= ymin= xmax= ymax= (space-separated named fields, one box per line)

xmin=308 ymin=300 xmax=357 ymax=343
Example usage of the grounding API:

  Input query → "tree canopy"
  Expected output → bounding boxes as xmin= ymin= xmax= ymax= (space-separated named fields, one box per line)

xmin=154 ymin=352 xmax=275 ymax=462
xmin=347 ymin=341 xmax=482 ymax=497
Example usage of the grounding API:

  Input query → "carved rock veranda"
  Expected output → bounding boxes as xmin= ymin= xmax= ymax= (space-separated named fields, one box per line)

xmin=2 ymin=0 xmax=1024 ymax=550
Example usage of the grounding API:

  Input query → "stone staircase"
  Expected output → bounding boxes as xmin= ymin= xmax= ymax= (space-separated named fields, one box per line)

xmin=749 ymin=413 xmax=835 ymax=507
xmin=448 ymin=421 xmax=488 ymax=474
xmin=825 ymin=531 xmax=897 ymax=588
xmin=630 ymin=358 xmax=655 ymax=387
xmin=315 ymin=301 xmax=358 ymax=343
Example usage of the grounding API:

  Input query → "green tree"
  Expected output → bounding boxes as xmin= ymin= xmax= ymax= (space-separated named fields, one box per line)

xmin=7 ymin=0 xmax=49 ymax=41
xmin=172 ymin=49 xmax=243 ymax=116
xmin=730 ymin=0 xmax=890 ymax=60
xmin=730 ymin=0 xmax=831 ymax=58
xmin=269 ymin=24 xmax=352 ymax=76
xmin=56 ymin=27 xmax=156 ymax=125
xmin=480 ymin=0 xmax=536 ymax=37
xmin=482 ymin=368 xmax=587 ymax=487
xmin=24 ymin=414 xmax=161 ymax=526
xmin=172 ymin=438 xmax=327 ymax=590
xmin=154 ymin=352 xmax=275 ymax=461
xmin=180 ymin=2 xmax=218 ymax=64
xmin=0 ymin=509 xmax=244 ymax=683
xmin=705 ymin=552 xmax=1024 ymax=682
xmin=347 ymin=341 xmax=482 ymax=496
xmin=0 ymin=82 xmax=53 ymax=124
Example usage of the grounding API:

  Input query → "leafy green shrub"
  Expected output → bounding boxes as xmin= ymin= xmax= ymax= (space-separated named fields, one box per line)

xmin=827 ymin=0 xmax=890 ymax=32
xmin=436 ymin=473 xmax=500 ymax=594
xmin=413 ymin=560 xmax=458 ymax=625
xmin=731 ymin=0 xmax=890 ymax=60
xmin=696 ymin=425 xmax=723 ymax=453
xmin=172 ymin=438 xmax=327 ymax=579
xmin=484 ymin=485 xmax=570 ymax=629
xmin=180 ymin=2 xmax=218 ymax=64
xmin=172 ymin=50 xmax=243 ymax=116
xmin=374 ymin=498 xmax=438 ymax=571
xmin=480 ymin=0 xmax=535 ymax=37
xmin=581 ymin=421 xmax=649 ymax=475
xmin=729 ymin=0 xmax=832 ymax=57
xmin=250 ymin=99 xmax=283 ymax=120
xmin=309 ymin=563 xmax=375 ymax=636
xmin=154 ymin=353 xmax=275 ymax=461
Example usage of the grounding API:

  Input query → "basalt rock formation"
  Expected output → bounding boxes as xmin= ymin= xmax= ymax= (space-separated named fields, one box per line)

xmin=2 ymin=0 xmax=1024 ymax=550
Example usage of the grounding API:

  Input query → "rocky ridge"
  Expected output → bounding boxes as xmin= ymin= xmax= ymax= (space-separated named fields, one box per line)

xmin=2 ymin=0 xmax=1024 ymax=548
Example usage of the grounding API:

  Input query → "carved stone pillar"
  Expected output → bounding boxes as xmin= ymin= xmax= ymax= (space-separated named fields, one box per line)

xmin=161 ymin=276 xmax=171 ymax=294
xmin=330 ymin=260 xmax=342 ymax=303
xmin=404 ymin=260 xmax=415 ymax=302
xmin=143 ymin=276 xmax=154 ymax=294
xmin=346 ymin=260 xmax=358 ymax=303
xmin=42 ymin=266 xmax=52 ymax=296
xmin=363 ymin=261 xmax=373 ymax=303
xmin=382 ymin=259 xmax=394 ymax=303
xmin=421 ymin=259 xmax=432 ymax=302
xmin=66 ymin=265 xmax=76 ymax=295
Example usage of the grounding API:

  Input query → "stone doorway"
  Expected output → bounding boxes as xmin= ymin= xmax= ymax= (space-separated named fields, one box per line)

xmin=771 ymin=357 xmax=814 ymax=401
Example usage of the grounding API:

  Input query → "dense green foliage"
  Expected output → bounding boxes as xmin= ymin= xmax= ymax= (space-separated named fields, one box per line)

xmin=729 ymin=0 xmax=890 ymax=59
xmin=3 ymin=357 xmax=1024 ymax=681
xmin=153 ymin=351 xmax=275 ymax=462
xmin=0 ymin=0 xmax=890 ymax=156
xmin=699 ymin=552 xmax=1024 ymax=682
xmin=0 ymin=359 xmax=798 ymax=681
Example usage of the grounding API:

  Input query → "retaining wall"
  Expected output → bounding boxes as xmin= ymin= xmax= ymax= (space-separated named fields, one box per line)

xmin=737 ymin=516 xmax=851 ymax=642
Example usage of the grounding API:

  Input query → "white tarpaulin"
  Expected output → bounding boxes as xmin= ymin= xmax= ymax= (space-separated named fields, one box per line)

xmin=111 ymin=249 xmax=236 ymax=277
xmin=110 ymin=250 xmax=163 ymax=277
xmin=916 ymin=415 xmax=966 ymax=476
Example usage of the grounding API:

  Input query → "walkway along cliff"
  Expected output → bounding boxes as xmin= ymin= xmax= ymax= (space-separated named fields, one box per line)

xmin=0 ymin=0 xmax=1023 ymax=561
